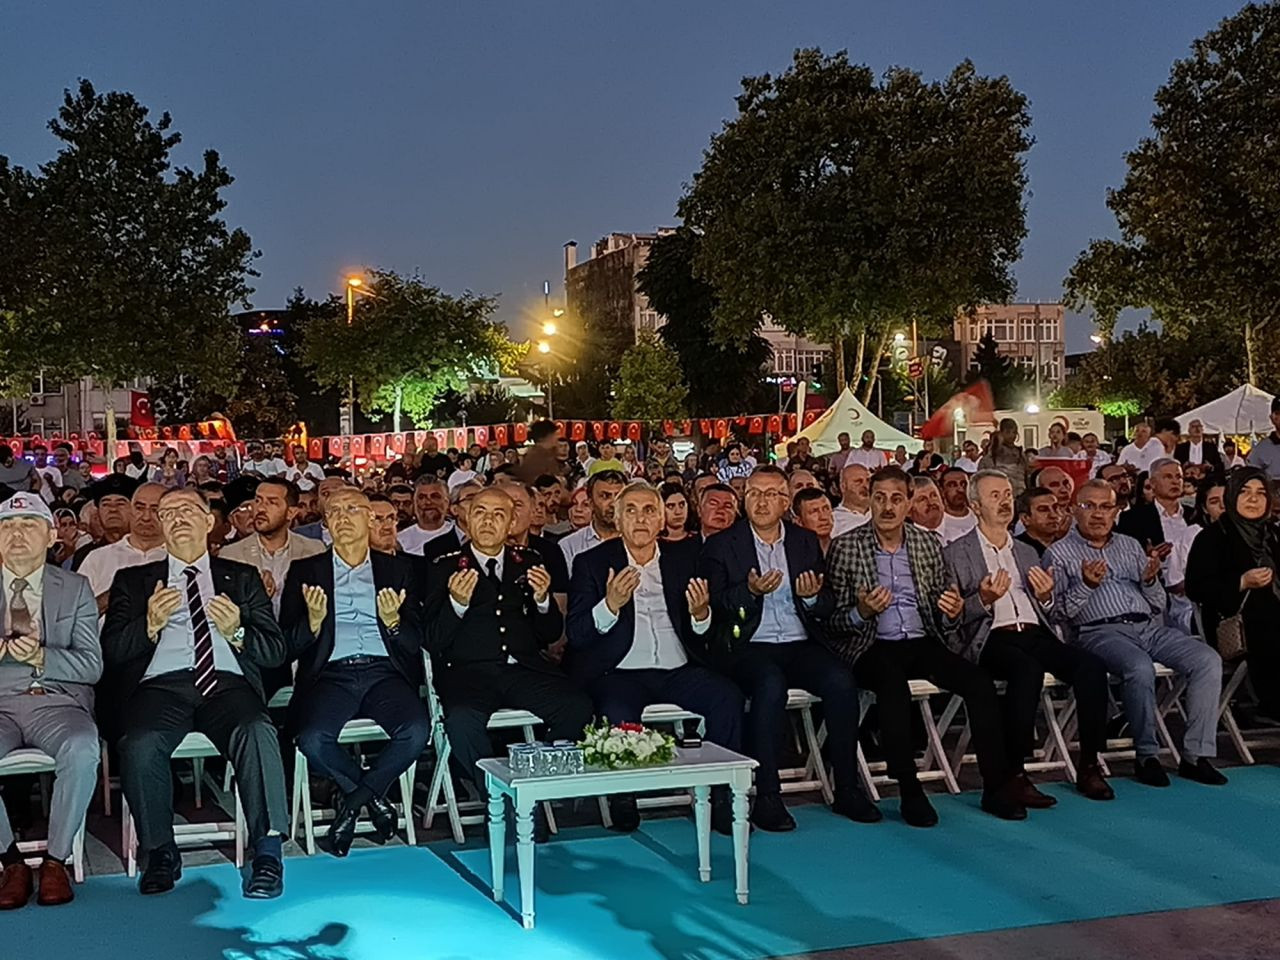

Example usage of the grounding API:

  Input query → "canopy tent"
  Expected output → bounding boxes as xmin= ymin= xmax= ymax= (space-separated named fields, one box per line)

xmin=774 ymin=387 xmax=923 ymax=458
xmin=1176 ymin=384 xmax=1276 ymax=437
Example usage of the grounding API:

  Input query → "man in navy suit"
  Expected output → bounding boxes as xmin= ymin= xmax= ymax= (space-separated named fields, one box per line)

xmin=567 ymin=482 xmax=743 ymax=833
xmin=701 ymin=466 xmax=879 ymax=831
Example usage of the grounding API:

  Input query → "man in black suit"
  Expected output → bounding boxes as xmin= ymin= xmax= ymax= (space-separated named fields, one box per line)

xmin=102 ymin=487 xmax=287 ymax=899
xmin=700 ymin=467 xmax=878 ymax=831
xmin=279 ymin=487 xmax=428 ymax=857
xmin=566 ymin=482 xmax=743 ymax=833
xmin=1117 ymin=457 xmax=1195 ymax=562
xmin=426 ymin=487 xmax=591 ymax=830
xmin=1174 ymin=418 xmax=1223 ymax=474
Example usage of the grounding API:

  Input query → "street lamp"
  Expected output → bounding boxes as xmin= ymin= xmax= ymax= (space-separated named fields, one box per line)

xmin=343 ymin=276 xmax=366 ymax=436
xmin=541 ymin=322 xmax=557 ymax=336
xmin=1089 ymin=333 xmax=1103 ymax=345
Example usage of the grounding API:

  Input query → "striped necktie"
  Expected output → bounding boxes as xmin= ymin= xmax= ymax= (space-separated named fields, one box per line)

xmin=184 ymin=566 xmax=218 ymax=697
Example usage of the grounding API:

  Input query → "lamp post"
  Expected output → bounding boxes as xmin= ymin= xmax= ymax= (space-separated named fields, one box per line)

xmin=342 ymin=277 xmax=363 ymax=437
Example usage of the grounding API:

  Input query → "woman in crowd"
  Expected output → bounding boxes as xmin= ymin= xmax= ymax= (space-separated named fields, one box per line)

xmin=1186 ymin=468 xmax=1280 ymax=721
xmin=152 ymin=447 xmax=186 ymax=488
xmin=621 ymin=443 xmax=645 ymax=478
xmin=659 ymin=481 xmax=691 ymax=542
xmin=566 ymin=485 xmax=592 ymax=530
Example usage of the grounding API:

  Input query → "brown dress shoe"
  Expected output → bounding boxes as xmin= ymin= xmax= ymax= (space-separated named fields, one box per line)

xmin=36 ymin=860 xmax=74 ymax=906
xmin=0 ymin=863 xmax=34 ymax=910
xmin=1076 ymin=763 xmax=1116 ymax=801
xmin=1019 ymin=774 xmax=1058 ymax=809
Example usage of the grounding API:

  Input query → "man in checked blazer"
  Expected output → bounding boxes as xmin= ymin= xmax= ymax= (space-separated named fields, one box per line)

xmin=823 ymin=466 xmax=1025 ymax=828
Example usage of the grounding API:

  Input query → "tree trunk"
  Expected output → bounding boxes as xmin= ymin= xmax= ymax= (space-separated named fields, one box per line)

xmin=393 ymin=382 xmax=403 ymax=433
xmin=833 ymin=338 xmax=846 ymax=392
xmin=851 ymin=331 xmax=865 ymax=394
xmin=104 ymin=393 xmax=117 ymax=455
xmin=1244 ymin=321 xmax=1258 ymax=386
xmin=861 ymin=329 xmax=891 ymax=407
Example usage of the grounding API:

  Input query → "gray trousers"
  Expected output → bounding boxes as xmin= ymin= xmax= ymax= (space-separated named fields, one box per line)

xmin=1075 ymin=622 xmax=1222 ymax=760
xmin=0 ymin=692 xmax=100 ymax=861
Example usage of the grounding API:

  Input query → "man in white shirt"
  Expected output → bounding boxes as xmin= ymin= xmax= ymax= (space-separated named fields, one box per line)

xmin=846 ymin=430 xmax=886 ymax=472
xmin=395 ymin=476 xmax=455 ymax=555
xmin=566 ymin=482 xmax=743 ymax=834
xmin=954 ymin=440 xmax=982 ymax=474
xmin=1116 ymin=422 xmax=1163 ymax=475
xmin=242 ymin=443 xmax=286 ymax=478
xmin=939 ymin=467 xmax=978 ymax=544
xmin=831 ymin=464 xmax=872 ymax=538
xmin=78 ymin=482 xmax=168 ymax=618
xmin=1081 ymin=433 xmax=1113 ymax=475
xmin=284 ymin=445 xmax=326 ymax=493
xmin=559 ymin=471 xmax=625 ymax=574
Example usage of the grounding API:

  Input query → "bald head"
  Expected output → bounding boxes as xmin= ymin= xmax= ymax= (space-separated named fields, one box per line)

xmin=840 ymin=464 xmax=870 ymax=510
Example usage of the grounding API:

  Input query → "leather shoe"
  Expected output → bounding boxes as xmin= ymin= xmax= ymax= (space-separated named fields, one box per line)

xmin=980 ymin=780 xmax=1028 ymax=821
xmin=1018 ymin=774 xmax=1058 ymax=809
xmin=1134 ymin=757 xmax=1170 ymax=787
xmin=899 ymin=792 xmax=938 ymax=828
xmin=328 ymin=795 xmax=361 ymax=857
xmin=607 ymin=794 xmax=640 ymax=833
xmin=367 ymin=795 xmax=398 ymax=844
xmin=833 ymin=789 xmax=882 ymax=824
xmin=750 ymin=793 xmax=796 ymax=832
xmin=1179 ymin=757 xmax=1228 ymax=786
xmin=1076 ymin=763 xmax=1115 ymax=801
xmin=139 ymin=846 xmax=182 ymax=895
xmin=0 ymin=863 xmax=33 ymax=909
xmin=243 ymin=855 xmax=284 ymax=900
xmin=36 ymin=860 xmax=73 ymax=906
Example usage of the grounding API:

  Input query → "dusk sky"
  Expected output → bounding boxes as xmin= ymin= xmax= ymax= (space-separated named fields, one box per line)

xmin=2 ymin=1 xmax=1245 ymax=351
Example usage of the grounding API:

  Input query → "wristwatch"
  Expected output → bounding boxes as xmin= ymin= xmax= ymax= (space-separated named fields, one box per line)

xmin=232 ymin=626 xmax=247 ymax=646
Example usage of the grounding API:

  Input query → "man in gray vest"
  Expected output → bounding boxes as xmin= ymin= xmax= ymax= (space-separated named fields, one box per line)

xmin=0 ymin=493 xmax=102 ymax=909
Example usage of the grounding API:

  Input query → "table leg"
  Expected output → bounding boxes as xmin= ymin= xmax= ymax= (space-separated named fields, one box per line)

xmin=515 ymin=797 xmax=536 ymax=929
xmin=731 ymin=780 xmax=750 ymax=905
xmin=487 ymin=788 xmax=506 ymax=903
xmin=693 ymin=784 xmax=711 ymax=882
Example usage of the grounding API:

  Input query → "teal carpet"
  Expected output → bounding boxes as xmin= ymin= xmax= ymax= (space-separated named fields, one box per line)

xmin=12 ymin=766 xmax=1280 ymax=960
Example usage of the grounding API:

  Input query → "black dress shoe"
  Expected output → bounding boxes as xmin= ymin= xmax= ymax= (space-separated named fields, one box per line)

xmin=980 ymin=780 xmax=1028 ymax=821
xmin=833 ymin=789 xmax=883 ymax=824
xmin=243 ymin=856 xmax=284 ymax=900
xmin=367 ymin=795 xmax=398 ymax=844
xmin=139 ymin=846 xmax=182 ymax=895
xmin=1179 ymin=757 xmax=1228 ymax=786
xmin=1076 ymin=763 xmax=1115 ymax=801
xmin=711 ymin=795 xmax=739 ymax=837
xmin=607 ymin=794 xmax=640 ymax=833
xmin=1018 ymin=774 xmax=1058 ymax=809
xmin=750 ymin=793 xmax=796 ymax=832
xmin=328 ymin=796 xmax=361 ymax=857
xmin=899 ymin=792 xmax=938 ymax=828
xmin=1134 ymin=757 xmax=1170 ymax=787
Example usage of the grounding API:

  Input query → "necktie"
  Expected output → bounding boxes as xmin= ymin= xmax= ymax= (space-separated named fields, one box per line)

xmin=485 ymin=557 xmax=500 ymax=585
xmin=9 ymin=578 xmax=32 ymax=639
xmin=184 ymin=567 xmax=218 ymax=697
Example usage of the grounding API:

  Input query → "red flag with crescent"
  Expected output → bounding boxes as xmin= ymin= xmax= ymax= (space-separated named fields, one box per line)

xmin=920 ymin=380 xmax=996 ymax=441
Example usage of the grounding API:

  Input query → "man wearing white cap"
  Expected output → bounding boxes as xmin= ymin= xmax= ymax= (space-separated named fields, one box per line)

xmin=0 ymin=494 xmax=102 ymax=910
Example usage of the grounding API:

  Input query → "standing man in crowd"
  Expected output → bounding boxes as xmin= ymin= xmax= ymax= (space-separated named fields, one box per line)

xmin=827 ymin=433 xmax=854 ymax=474
xmin=102 ymin=487 xmax=288 ymax=898
xmin=0 ymin=494 xmax=102 ymax=909
xmin=1247 ymin=397 xmax=1280 ymax=479
xmin=285 ymin=444 xmax=325 ymax=493
xmin=1175 ymin=419 xmax=1222 ymax=472
xmin=979 ymin=419 xmax=1030 ymax=496
xmin=832 ymin=464 xmax=872 ymax=538
xmin=1117 ymin=421 xmax=1163 ymax=475
xmin=559 ymin=471 xmax=626 ymax=574
xmin=220 ymin=478 xmax=324 ymax=618
xmin=846 ymin=430 xmax=886 ymax=471
xmin=395 ymin=476 xmax=454 ymax=555
xmin=1081 ymin=433 xmax=1112 ymax=475
xmin=515 ymin=421 xmax=560 ymax=484
xmin=416 ymin=434 xmax=454 ymax=481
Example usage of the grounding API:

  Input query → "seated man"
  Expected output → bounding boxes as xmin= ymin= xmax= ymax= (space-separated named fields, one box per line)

xmin=943 ymin=472 xmax=1114 ymax=805
xmin=792 ymin=487 xmax=835 ymax=555
xmin=280 ymin=487 xmax=428 ymax=857
xmin=1046 ymin=479 xmax=1225 ymax=787
xmin=0 ymin=495 xmax=101 ymax=909
xmin=426 ymin=488 xmax=592 ymax=839
xmin=1014 ymin=486 xmax=1063 ymax=558
xmin=823 ymin=467 xmax=1025 ymax=827
xmin=102 ymin=487 xmax=288 ymax=898
xmin=701 ymin=467 xmax=878 ymax=831
xmin=697 ymin=483 xmax=739 ymax=542
xmin=567 ymin=482 xmax=743 ymax=833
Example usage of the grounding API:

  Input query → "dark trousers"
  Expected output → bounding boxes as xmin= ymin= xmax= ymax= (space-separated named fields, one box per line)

xmin=980 ymin=626 xmax=1109 ymax=770
xmin=586 ymin=665 xmax=743 ymax=751
xmin=294 ymin=658 xmax=430 ymax=801
xmin=118 ymin=671 xmax=288 ymax=855
xmin=856 ymin=638 xmax=1009 ymax=790
xmin=725 ymin=642 xmax=858 ymax=797
xmin=440 ymin=662 xmax=593 ymax=790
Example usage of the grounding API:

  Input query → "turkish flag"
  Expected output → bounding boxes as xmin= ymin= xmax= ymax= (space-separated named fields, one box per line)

xmin=920 ymin=381 xmax=996 ymax=441
xmin=130 ymin=391 xmax=155 ymax=428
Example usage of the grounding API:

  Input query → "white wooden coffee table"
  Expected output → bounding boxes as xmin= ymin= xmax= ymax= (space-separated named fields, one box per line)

xmin=478 ymin=744 xmax=758 ymax=929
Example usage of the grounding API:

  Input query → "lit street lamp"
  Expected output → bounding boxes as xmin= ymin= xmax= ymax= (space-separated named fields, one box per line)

xmin=342 ymin=276 xmax=365 ymax=436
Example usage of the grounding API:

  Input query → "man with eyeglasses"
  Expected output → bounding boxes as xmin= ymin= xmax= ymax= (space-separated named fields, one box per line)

xmin=1045 ymin=479 xmax=1225 ymax=788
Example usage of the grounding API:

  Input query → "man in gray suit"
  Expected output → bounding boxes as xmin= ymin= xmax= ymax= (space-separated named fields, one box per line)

xmin=0 ymin=493 xmax=102 ymax=909
xmin=942 ymin=470 xmax=1113 ymax=804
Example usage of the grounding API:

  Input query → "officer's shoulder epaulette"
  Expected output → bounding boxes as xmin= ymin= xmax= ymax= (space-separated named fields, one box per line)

xmin=431 ymin=550 xmax=465 ymax=566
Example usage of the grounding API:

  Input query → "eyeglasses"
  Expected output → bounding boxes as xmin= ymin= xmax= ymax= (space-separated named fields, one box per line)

xmin=745 ymin=489 xmax=788 ymax=501
xmin=1076 ymin=502 xmax=1118 ymax=513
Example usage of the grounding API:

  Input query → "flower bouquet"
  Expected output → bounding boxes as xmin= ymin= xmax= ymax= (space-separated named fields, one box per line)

xmin=579 ymin=721 xmax=676 ymax=770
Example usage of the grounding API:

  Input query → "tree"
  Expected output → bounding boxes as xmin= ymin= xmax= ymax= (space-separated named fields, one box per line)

xmin=965 ymin=332 xmax=1032 ymax=409
xmin=0 ymin=80 xmax=257 ymax=446
xmin=611 ymin=333 xmax=688 ymax=422
xmin=1065 ymin=3 xmax=1280 ymax=385
xmin=298 ymin=269 xmax=507 ymax=432
xmin=636 ymin=228 xmax=774 ymax=416
xmin=678 ymin=49 xmax=1031 ymax=401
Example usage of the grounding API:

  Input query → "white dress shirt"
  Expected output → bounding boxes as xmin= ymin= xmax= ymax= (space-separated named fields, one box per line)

xmin=80 ymin=536 xmax=170 ymax=620
xmin=397 ymin=520 xmax=457 ymax=555
xmin=940 ymin=511 xmax=978 ymax=545
xmin=831 ymin=504 xmax=871 ymax=538
xmin=144 ymin=552 xmax=243 ymax=681
xmin=976 ymin=528 xmax=1041 ymax=629
xmin=846 ymin=448 xmax=886 ymax=471
xmin=1185 ymin=440 xmax=1204 ymax=466
xmin=592 ymin=543 xmax=708 ymax=669
xmin=750 ymin=527 xmax=813 ymax=644
xmin=285 ymin=461 xmax=326 ymax=491
xmin=1156 ymin=501 xmax=1191 ymax=552
xmin=1117 ymin=439 xmax=1163 ymax=475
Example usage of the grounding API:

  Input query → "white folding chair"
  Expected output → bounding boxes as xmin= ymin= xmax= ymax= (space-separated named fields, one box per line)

xmin=0 ymin=748 xmax=88 ymax=883
xmin=119 ymin=732 xmax=246 ymax=878
xmin=1054 ymin=663 xmax=1183 ymax=770
xmin=942 ymin=674 xmax=1077 ymax=783
xmin=854 ymin=680 xmax=960 ymax=801
xmin=777 ymin=689 xmax=835 ymax=803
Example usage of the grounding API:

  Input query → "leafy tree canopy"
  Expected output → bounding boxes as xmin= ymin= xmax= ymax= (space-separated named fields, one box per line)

xmin=612 ymin=333 xmax=689 ymax=422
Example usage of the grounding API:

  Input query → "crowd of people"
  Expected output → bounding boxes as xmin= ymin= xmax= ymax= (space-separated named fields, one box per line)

xmin=2 ymin=402 xmax=1279 ymax=910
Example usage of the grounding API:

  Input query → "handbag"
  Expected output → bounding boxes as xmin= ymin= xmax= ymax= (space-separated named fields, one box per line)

xmin=1216 ymin=591 xmax=1251 ymax=662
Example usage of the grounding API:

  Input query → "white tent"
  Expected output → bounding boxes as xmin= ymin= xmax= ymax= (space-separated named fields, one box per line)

xmin=1176 ymin=384 xmax=1276 ymax=437
xmin=774 ymin=386 xmax=923 ymax=458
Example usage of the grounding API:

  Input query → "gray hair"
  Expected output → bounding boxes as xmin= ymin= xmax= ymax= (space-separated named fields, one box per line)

xmin=1149 ymin=457 xmax=1181 ymax=476
xmin=612 ymin=480 xmax=661 ymax=518
xmin=967 ymin=469 xmax=1011 ymax=504
xmin=909 ymin=475 xmax=938 ymax=493
xmin=1076 ymin=478 xmax=1116 ymax=503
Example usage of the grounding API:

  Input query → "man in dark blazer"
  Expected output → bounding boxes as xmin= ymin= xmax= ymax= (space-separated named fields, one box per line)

xmin=700 ymin=467 xmax=877 ymax=832
xmin=426 ymin=487 xmax=591 ymax=833
xmin=279 ymin=487 xmax=428 ymax=858
xmin=1174 ymin=418 xmax=1223 ymax=474
xmin=567 ymin=482 xmax=743 ymax=833
xmin=102 ymin=487 xmax=288 ymax=899
xmin=1117 ymin=457 xmax=1195 ymax=557
xmin=943 ymin=471 xmax=1113 ymax=805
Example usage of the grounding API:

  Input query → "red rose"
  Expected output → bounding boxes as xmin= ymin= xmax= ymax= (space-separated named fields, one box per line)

xmin=617 ymin=722 xmax=645 ymax=733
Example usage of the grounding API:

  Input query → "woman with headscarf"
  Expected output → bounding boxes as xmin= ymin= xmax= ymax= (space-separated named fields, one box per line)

xmin=1186 ymin=467 xmax=1280 ymax=720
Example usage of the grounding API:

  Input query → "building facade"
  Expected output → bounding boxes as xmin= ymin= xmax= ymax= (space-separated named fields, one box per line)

xmin=3 ymin=375 xmax=141 ymax=438
xmin=953 ymin=302 xmax=1066 ymax=388
xmin=564 ymin=231 xmax=672 ymax=345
